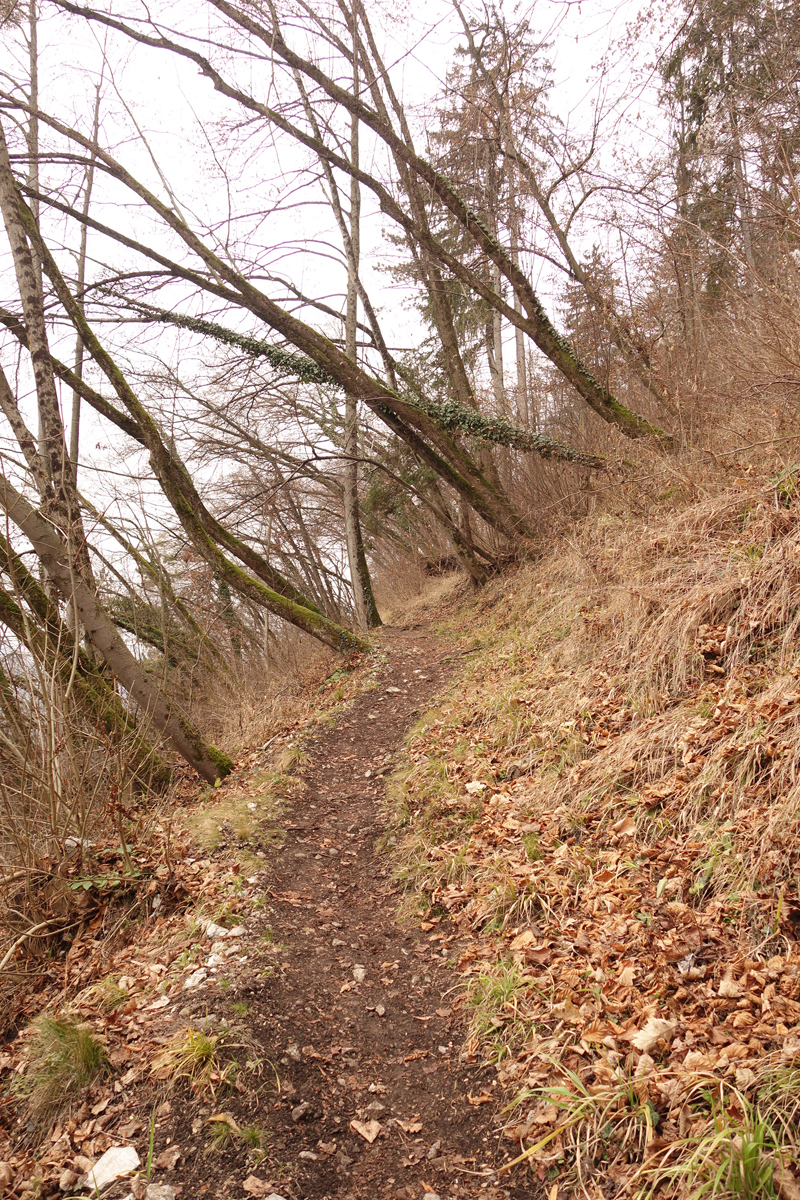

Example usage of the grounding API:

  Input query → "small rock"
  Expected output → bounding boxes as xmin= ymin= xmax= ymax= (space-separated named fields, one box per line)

xmin=206 ymin=954 xmax=226 ymax=968
xmin=352 ymin=965 xmax=367 ymax=983
xmin=83 ymin=1146 xmax=140 ymax=1191
xmin=427 ymin=1140 xmax=441 ymax=1159
xmin=291 ymin=1101 xmax=311 ymax=1123
xmin=145 ymin=1186 xmax=177 ymax=1200
xmin=317 ymin=1140 xmax=336 ymax=1155
xmin=328 ymin=847 xmax=338 ymax=856
xmin=375 ymin=1004 xmax=386 ymax=1017
xmin=385 ymin=687 xmax=401 ymax=693
xmin=286 ymin=1043 xmax=302 ymax=1061
xmin=58 ymin=1168 xmax=78 ymax=1191
xmin=228 ymin=925 xmax=247 ymax=937
xmin=423 ymin=1194 xmax=441 ymax=1200
xmin=183 ymin=968 xmax=208 ymax=990
xmin=202 ymin=921 xmax=230 ymax=940
xmin=298 ymin=1151 xmax=318 ymax=1161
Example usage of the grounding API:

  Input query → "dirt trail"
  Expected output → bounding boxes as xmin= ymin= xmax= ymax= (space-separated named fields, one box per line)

xmin=176 ymin=630 xmax=526 ymax=1200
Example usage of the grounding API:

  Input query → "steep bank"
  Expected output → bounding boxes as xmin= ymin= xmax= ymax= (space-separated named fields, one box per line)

xmin=390 ymin=471 xmax=800 ymax=1197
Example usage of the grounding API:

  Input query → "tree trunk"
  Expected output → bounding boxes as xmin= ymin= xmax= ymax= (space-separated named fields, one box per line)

xmin=0 ymin=121 xmax=94 ymax=587
xmin=0 ymin=478 xmax=232 ymax=784
xmin=342 ymin=34 xmax=381 ymax=632
xmin=70 ymin=84 xmax=101 ymax=476
xmin=509 ymin=175 xmax=529 ymax=426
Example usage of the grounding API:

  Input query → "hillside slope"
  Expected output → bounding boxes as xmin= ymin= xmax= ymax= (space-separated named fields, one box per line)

xmin=3 ymin=472 xmax=800 ymax=1200
xmin=390 ymin=471 xmax=800 ymax=1196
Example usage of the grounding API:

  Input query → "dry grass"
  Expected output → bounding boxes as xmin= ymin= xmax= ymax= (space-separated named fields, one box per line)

xmin=16 ymin=1015 xmax=109 ymax=1126
xmin=389 ymin=465 xmax=800 ymax=1196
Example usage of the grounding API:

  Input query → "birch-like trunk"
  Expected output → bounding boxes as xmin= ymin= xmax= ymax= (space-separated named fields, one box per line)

xmin=342 ymin=17 xmax=380 ymax=632
xmin=70 ymin=84 xmax=101 ymax=475
xmin=509 ymin=176 xmax=529 ymax=426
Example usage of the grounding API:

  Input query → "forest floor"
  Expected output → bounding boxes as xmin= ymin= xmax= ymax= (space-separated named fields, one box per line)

xmin=7 ymin=474 xmax=800 ymax=1200
xmin=1 ymin=626 xmax=528 ymax=1200
xmin=163 ymin=626 xmax=527 ymax=1200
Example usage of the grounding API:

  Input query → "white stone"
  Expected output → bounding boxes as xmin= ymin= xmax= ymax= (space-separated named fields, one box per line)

xmin=82 ymin=1146 xmax=140 ymax=1191
xmin=182 ymin=968 xmax=208 ymax=990
xmin=202 ymin=921 xmax=230 ymax=940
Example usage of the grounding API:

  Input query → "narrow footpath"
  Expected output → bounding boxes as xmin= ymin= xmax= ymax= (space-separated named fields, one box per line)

xmin=174 ymin=630 xmax=527 ymax=1200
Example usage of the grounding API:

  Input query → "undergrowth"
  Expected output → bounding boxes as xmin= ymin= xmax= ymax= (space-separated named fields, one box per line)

xmin=390 ymin=471 xmax=800 ymax=1197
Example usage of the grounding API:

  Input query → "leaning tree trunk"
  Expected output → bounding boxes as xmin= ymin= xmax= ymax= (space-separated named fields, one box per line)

xmin=342 ymin=22 xmax=381 ymax=632
xmin=0 ymin=479 xmax=232 ymax=784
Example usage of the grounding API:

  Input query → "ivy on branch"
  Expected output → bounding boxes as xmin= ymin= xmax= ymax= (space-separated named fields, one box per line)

xmin=119 ymin=297 xmax=334 ymax=385
xmin=119 ymin=298 xmax=605 ymax=469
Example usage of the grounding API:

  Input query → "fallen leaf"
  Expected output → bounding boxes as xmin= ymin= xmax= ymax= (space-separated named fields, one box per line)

xmin=735 ymin=1066 xmax=757 ymax=1090
xmin=242 ymin=1177 xmax=275 ymax=1197
xmin=350 ymin=1119 xmax=381 ymax=1143
xmin=552 ymin=995 xmax=582 ymax=1023
xmin=533 ymin=1104 xmax=559 ymax=1125
xmin=524 ymin=944 xmax=552 ymax=965
xmin=629 ymin=1017 xmax=678 ymax=1053
xmin=775 ymin=1163 xmax=800 ymax=1200
xmin=718 ymin=972 xmax=743 ymax=998
xmin=395 ymin=1118 xmax=423 ymax=1133
xmin=154 ymin=1145 xmax=181 ymax=1171
xmin=683 ymin=1050 xmax=714 ymax=1072
xmin=612 ymin=814 xmax=636 ymax=837
xmin=207 ymin=1113 xmax=241 ymax=1134
xmin=467 ymin=1091 xmax=493 ymax=1106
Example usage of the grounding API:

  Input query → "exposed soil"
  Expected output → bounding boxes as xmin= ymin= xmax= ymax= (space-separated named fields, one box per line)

xmin=166 ymin=629 xmax=528 ymax=1200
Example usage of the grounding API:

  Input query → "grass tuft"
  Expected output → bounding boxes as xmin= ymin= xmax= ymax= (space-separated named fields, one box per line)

xmin=151 ymin=1026 xmax=237 ymax=1094
xmin=21 ymin=1016 xmax=108 ymax=1122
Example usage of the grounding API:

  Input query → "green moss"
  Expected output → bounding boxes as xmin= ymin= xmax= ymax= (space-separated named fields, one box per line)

xmin=208 ymin=744 xmax=234 ymax=779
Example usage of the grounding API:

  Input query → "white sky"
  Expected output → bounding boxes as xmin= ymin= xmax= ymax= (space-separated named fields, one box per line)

xmin=0 ymin=0 xmax=677 ymax=559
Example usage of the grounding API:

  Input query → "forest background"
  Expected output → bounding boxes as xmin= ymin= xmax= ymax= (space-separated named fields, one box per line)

xmin=0 ymin=0 xmax=799 ymax=1094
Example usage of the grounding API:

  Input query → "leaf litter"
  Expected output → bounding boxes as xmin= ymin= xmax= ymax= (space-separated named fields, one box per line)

xmin=5 ymin=478 xmax=800 ymax=1197
xmin=0 ymin=635 xmax=527 ymax=1199
xmin=389 ymin=477 xmax=800 ymax=1196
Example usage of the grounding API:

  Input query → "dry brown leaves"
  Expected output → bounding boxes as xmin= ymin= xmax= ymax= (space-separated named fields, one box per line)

xmin=395 ymin=479 xmax=800 ymax=1187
